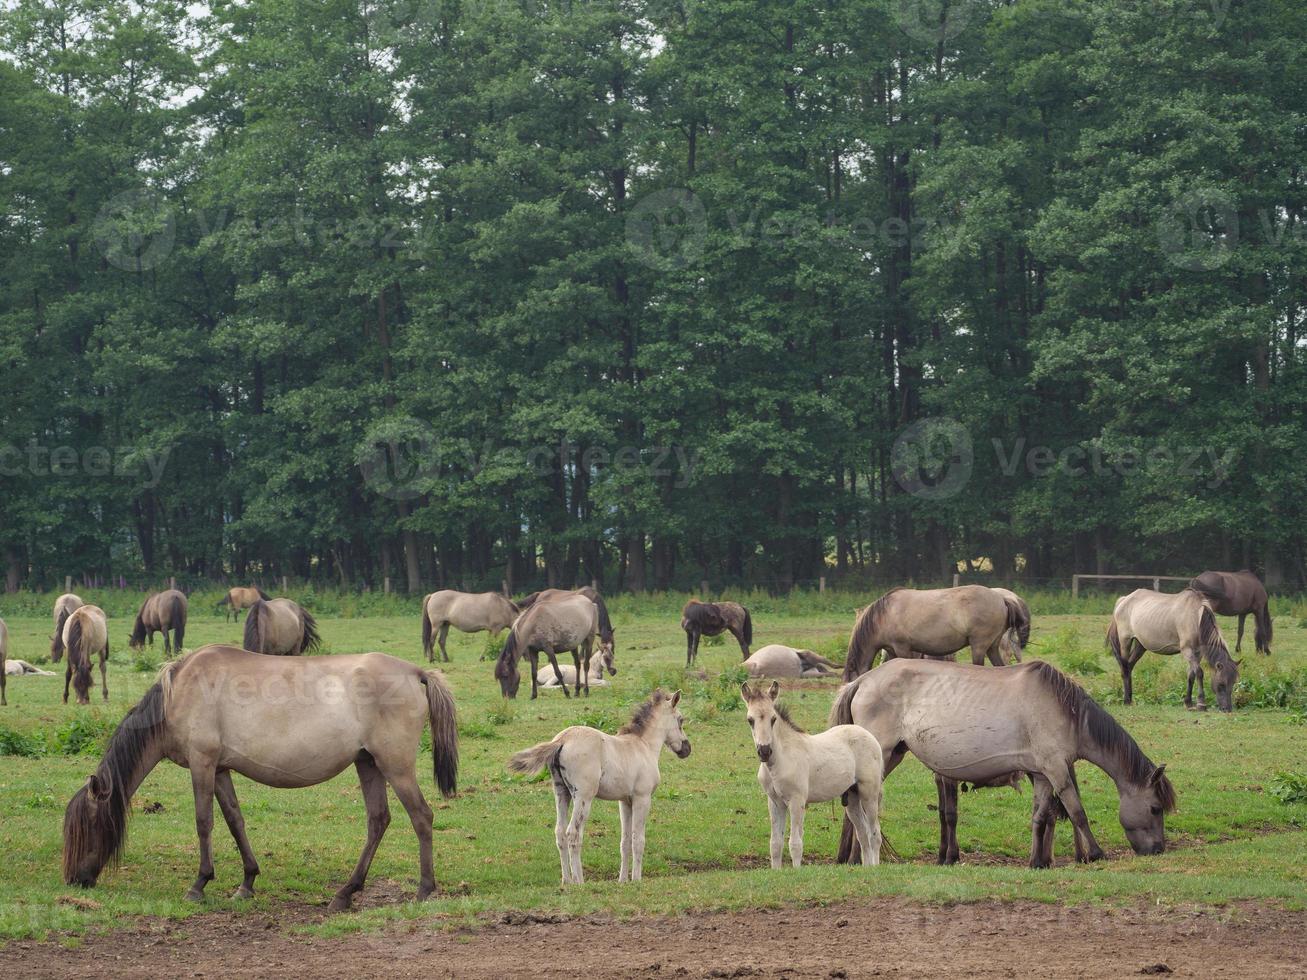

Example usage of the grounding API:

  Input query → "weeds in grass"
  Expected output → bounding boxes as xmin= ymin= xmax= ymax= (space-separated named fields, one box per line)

xmin=481 ymin=633 xmax=506 ymax=662
xmin=1269 ymin=772 xmax=1307 ymax=805
xmin=20 ymin=793 xmax=57 ymax=810
xmin=1235 ymin=666 xmax=1307 ymax=710
xmin=0 ymin=716 xmax=113 ymax=757
xmin=459 ymin=718 xmax=501 ymax=740
xmin=1045 ymin=627 xmax=1106 ymax=676
xmin=485 ymin=700 xmax=516 ymax=726
xmin=574 ymin=707 xmax=620 ymax=732
xmin=0 ymin=726 xmax=43 ymax=757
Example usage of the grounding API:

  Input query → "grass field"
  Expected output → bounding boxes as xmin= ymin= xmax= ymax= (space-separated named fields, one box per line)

xmin=2 ymin=591 xmax=1306 ymax=944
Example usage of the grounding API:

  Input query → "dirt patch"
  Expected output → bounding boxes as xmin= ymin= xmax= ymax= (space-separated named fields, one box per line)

xmin=4 ymin=898 xmax=1304 ymax=978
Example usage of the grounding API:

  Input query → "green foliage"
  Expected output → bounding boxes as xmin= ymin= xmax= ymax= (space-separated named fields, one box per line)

xmin=0 ymin=726 xmax=43 ymax=758
xmin=49 ymin=716 xmax=115 ymax=756
xmin=1268 ymin=773 xmax=1307 ymax=806
xmin=1044 ymin=627 xmax=1106 ymax=677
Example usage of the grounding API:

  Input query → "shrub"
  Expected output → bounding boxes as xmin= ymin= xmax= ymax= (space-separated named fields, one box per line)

xmin=0 ymin=726 xmax=43 ymax=757
xmin=1268 ymin=772 xmax=1307 ymax=806
xmin=50 ymin=716 xmax=114 ymax=756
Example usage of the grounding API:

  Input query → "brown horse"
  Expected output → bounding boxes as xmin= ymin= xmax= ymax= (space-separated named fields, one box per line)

xmin=681 ymin=600 xmax=752 ymax=665
xmin=421 ymin=590 xmax=520 ymax=662
xmin=1189 ymin=570 xmax=1272 ymax=655
xmin=496 ymin=595 xmax=602 ymax=699
xmin=242 ymin=598 xmax=320 ymax=656
xmin=50 ymin=593 xmax=84 ymax=662
xmin=843 ymin=585 xmax=1025 ymax=680
xmin=62 ymin=645 xmax=458 ymax=910
xmin=129 ymin=589 xmax=188 ymax=656
xmin=216 ymin=586 xmax=270 ymax=623
xmin=517 ymin=587 xmax=616 ymax=648
xmin=63 ymin=605 xmax=109 ymax=705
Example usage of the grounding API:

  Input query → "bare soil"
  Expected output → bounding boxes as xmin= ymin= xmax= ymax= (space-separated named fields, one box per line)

xmin=4 ymin=895 xmax=1305 ymax=979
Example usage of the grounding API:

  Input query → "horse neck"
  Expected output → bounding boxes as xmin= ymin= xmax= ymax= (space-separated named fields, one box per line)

xmin=629 ymin=714 xmax=669 ymax=754
xmin=1075 ymin=716 xmax=1146 ymax=797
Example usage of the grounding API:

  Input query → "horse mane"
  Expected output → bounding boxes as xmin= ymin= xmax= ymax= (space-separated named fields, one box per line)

xmin=681 ymin=600 xmax=717 ymax=628
xmin=495 ymin=628 xmax=521 ymax=682
xmin=242 ymin=600 xmax=265 ymax=652
xmin=619 ymin=688 xmax=672 ymax=735
xmin=128 ymin=603 xmax=149 ymax=648
xmin=63 ymin=676 xmax=169 ymax=884
xmin=844 ymin=589 xmax=901 ymax=680
xmin=66 ymin=614 xmax=92 ymax=701
xmin=1029 ymin=661 xmax=1174 ymax=808
xmin=1195 ymin=603 xmax=1235 ymax=672
xmin=773 ymin=700 xmax=806 ymax=733
xmin=256 ymin=587 xmax=271 ymax=600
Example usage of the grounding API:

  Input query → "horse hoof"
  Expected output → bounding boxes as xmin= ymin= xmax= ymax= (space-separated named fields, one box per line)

xmin=232 ymin=886 xmax=254 ymax=900
xmin=415 ymin=886 xmax=436 ymax=902
xmin=184 ymin=888 xmax=206 ymax=903
xmin=327 ymin=896 xmax=353 ymax=913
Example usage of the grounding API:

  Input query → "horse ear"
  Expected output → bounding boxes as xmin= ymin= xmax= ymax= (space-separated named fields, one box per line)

xmin=88 ymin=773 xmax=112 ymax=802
xmin=1235 ymin=658 xmax=1243 ymax=668
xmin=767 ymin=681 xmax=780 ymax=701
xmin=670 ymin=689 xmax=681 ymax=708
xmin=739 ymin=682 xmax=751 ymax=701
xmin=1150 ymin=764 xmax=1166 ymax=785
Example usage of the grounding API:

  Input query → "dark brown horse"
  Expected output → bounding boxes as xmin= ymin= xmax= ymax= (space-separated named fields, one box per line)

xmin=517 ymin=587 xmax=615 ymax=648
xmin=681 ymin=600 xmax=752 ymax=665
xmin=129 ymin=589 xmax=188 ymax=656
xmin=1189 ymin=570 xmax=1272 ymax=655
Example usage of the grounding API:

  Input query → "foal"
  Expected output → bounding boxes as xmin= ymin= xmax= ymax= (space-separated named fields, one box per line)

xmin=742 ymin=682 xmax=883 ymax=868
xmin=508 ymin=689 xmax=691 ymax=884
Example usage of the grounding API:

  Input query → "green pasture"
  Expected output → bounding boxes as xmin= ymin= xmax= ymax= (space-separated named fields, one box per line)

xmin=1 ymin=592 xmax=1305 ymax=943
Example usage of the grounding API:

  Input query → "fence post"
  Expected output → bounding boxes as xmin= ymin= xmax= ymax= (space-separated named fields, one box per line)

xmin=502 ymin=580 xmax=510 ymax=597
xmin=1072 ymin=575 xmax=1080 ymax=600
xmin=65 ymin=575 xmax=72 ymax=593
xmin=819 ymin=576 xmax=826 ymax=593
xmin=169 ymin=576 xmax=176 ymax=591
xmin=700 ymin=580 xmax=708 ymax=597
xmin=384 ymin=576 xmax=391 ymax=595
xmin=1153 ymin=577 xmax=1160 ymax=592
xmin=281 ymin=576 xmax=288 ymax=594
xmin=952 ymin=572 xmax=960 ymax=588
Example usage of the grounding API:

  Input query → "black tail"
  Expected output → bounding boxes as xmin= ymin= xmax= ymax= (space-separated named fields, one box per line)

xmin=741 ymin=606 xmax=752 ymax=646
xmin=256 ymin=587 xmax=271 ymax=600
xmin=243 ymin=600 xmax=265 ymax=653
xmin=169 ymin=593 xmax=186 ymax=651
xmin=52 ymin=607 xmax=72 ymax=661
xmin=1254 ymin=602 xmax=1273 ymax=655
xmin=215 ymin=595 xmax=231 ymax=612
xmin=422 ymin=603 xmax=434 ymax=660
xmin=299 ymin=608 xmax=321 ymax=654
xmin=592 ymin=593 xmax=614 ymax=644
xmin=515 ymin=591 xmax=541 ymax=610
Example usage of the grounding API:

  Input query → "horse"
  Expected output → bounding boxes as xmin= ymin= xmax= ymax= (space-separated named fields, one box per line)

xmin=831 ymin=659 xmax=1176 ymax=868
xmin=1108 ymin=588 xmax=1240 ymax=712
xmin=990 ymin=587 xmax=1031 ymax=663
xmin=507 ymin=689 xmax=691 ymax=884
xmin=50 ymin=593 xmax=84 ymax=662
xmin=681 ymin=599 xmax=752 ymax=665
xmin=216 ymin=586 xmax=270 ymax=623
xmin=741 ymin=681 xmax=882 ymax=868
xmin=843 ymin=585 xmax=1025 ymax=680
xmin=0 ymin=615 xmax=8 ymax=705
xmin=63 ymin=605 xmax=110 ymax=705
xmin=421 ymin=590 xmax=520 ymax=662
xmin=129 ymin=589 xmax=188 ymax=656
xmin=517 ymin=587 xmax=616 ymax=649
xmin=743 ymin=644 xmax=838 ymax=678
xmin=62 ymin=644 xmax=458 ymax=911
xmin=537 ymin=645 xmax=617 ymax=690
xmin=495 ymin=594 xmax=604 ymax=700
xmin=1189 ymin=570 xmax=1272 ymax=656
xmin=242 ymin=597 xmax=320 ymax=656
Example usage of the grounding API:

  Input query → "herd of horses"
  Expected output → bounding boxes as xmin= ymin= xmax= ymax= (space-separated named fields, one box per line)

xmin=0 ymin=568 xmax=1276 ymax=909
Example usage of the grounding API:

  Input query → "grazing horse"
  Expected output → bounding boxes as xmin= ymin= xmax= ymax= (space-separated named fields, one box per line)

xmin=129 ymin=589 xmax=188 ymax=656
xmin=0 ymin=615 xmax=7 ymax=706
xmin=63 ymin=605 xmax=110 ymax=705
xmin=1108 ymin=588 xmax=1240 ymax=712
xmin=681 ymin=599 xmax=752 ymax=665
xmin=495 ymin=595 xmax=603 ymax=699
xmin=843 ymin=585 xmax=1025 ymax=680
xmin=508 ymin=689 xmax=691 ymax=884
xmin=1189 ymin=570 xmax=1272 ymax=656
xmin=216 ymin=586 xmax=270 ymax=623
xmin=741 ymin=682 xmax=883 ymax=868
xmin=50 ymin=593 xmax=84 ymax=662
xmin=743 ymin=644 xmax=838 ymax=679
xmin=832 ymin=659 xmax=1176 ymax=867
xmin=537 ymin=645 xmax=617 ymax=690
xmin=242 ymin=598 xmax=320 ymax=656
xmin=62 ymin=645 xmax=458 ymax=910
xmin=421 ymin=590 xmax=520 ymax=662
xmin=517 ymin=587 xmax=616 ymax=649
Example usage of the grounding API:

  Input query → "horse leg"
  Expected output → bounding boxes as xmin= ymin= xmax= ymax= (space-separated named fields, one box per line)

xmin=735 ymin=628 xmax=749 ymax=660
xmin=185 ymin=764 xmax=218 ymax=901
xmin=581 ymin=637 xmax=593 ymax=697
xmin=935 ymin=775 xmax=960 ymax=865
xmin=845 ymin=787 xmax=879 ymax=867
xmin=1113 ymin=635 xmax=1134 ymax=705
xmin=685 ymin=630 xmax=693 ymax=667
xmin=618 ymin=799 xmax=633 ymax=882
xmin=629 ymin=793 xmax=652 ymax=882
xmin=438 ymin=622 xmax=450 ymax=662
xmin=326 ymin=755 xmax=391 ymax=911
xmin=840 ymin=742 xmax=905 ymax=864
xmin=1048 ymin=767 xmax=1104 ymax=862
xmin=566 ymin=793 xmax=593 ymax=884
xmin=100 ymin=645 xmax=109 ymax=701
xmin=554 ymin=778 xmax=575 ymax=885
xmin=377 ymin=760 xmax=436 ymax=901
xmin=1235 ymin=614 xmax=1246 ymax=654
xmin=1183 ymin=649 xmax=1207 ymax=710
xmin=1029 ymin=776 xmax=1058 ymax=869
xmin=528 ymin=651 xmax=540 ymax=699
xmin=544 ymin=650 xmax=570 ymax=698
xmin=768 ymin=793 xmax=787 ymax=869
xmin=214 ymin=771 xmax=261 ymax=899
xmin=787 ymin=799 xmax=807 ymax=868
xmin=63 ymin=661 xmax=71 ymax=704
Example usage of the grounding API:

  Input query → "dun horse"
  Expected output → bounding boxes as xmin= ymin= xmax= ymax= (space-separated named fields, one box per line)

xmin=421 ymin=590 xmax=519 ymax=662
xmin=744 ymin=644 xmax=838 ymax=678
xmin=1108 ymin=588 xmax=1240 ymax=711
xmin=508 ymin=689 xmax=691 ymax=884
xmin=517 ymin=587 xmax=616 ymax=650
xmin=832 ymin=659 xmax=1176 ymax=867
xmin=0 ymin=615 xmax=8 ymax=706
xmin=495 ymin=595 xmax=604 ymax=699
xmin=537 ymin=646 xmax=616 ymax=690
xmin=843 ymin=585 xmax=1026 ymax=679
xmin=63 ymin=645 xmax=458 ymax=910
xmin=242 ymin=598 xmax=320 ymax=656
xmin=63 ymin=605 xmax=110 ymax=705
xmin=1189 ymin=570 xmax=1272 ymax=656
xmin=129 ymin=589 xmax=188 ymax=656
xmin=216 ymin=586 xmax=270 ymax=623
xmin=50 ymin=593 xmax=84 ymax=662
xmin=681 ymin=599 xmax=752 ymax=664
xmin=742 ymin=682 xmax=883 ymax=868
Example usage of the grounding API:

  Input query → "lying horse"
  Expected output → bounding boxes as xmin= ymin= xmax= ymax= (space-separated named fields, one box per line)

xmin=63 ymin=645 xmax=458 ymax=910
xmin=832 ymin=659 xmax=1175 ymax=867
xmin=242 ymin=597 xmax=320 ymax=656
xmin=844 ymin=585 xmax=1025 ymax=680
xmin=508 ymin=689 xmax=690 ymax=884
xmin=1108 ymin=588 xmax=1239 ymax=712
xmin=681 ymin=599 xmax=752 ymax=665
xmin=743 ymin=644 xmax=838 ymax=678
xmin=129 ymin=589 xmax=188 ymax=656
xmin=495 ymin=595 xmax=603 ymax=699
xmin=50 ymin=593 xmax=84 ymax=662
xmin=537 ymin=645 xmax=616 ymax=690
xmin=0 ymin=615 xmax=7 ymax=705
xmin=216 ymin=586 xmax=270 ymax=623
xmin=742 ymin=681 xmax=882 ymax=868
xmin=517 ymin=587 xmax=615 ymax=650
xmin=421 ymin=590 xmax=519 ymax=662
xmin=1189 ymin=570 xmax=1272 ymax=656
xmin=63 ymin=604 xmax=110 ymax=705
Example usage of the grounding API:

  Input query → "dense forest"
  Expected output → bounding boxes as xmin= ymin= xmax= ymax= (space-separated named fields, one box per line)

xmin=2 ymin=0 xmax=1305 ymax=594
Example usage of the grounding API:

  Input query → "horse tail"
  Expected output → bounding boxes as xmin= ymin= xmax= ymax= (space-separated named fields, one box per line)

xmin=215 ymin=594 xmax=231 ymax=612
xmin=256 ymin=587 xmax=271 ymax=600
xmin=1105 ymin=618 xmax=1123 ymax=662
xmin=299 ymin=608 xmax=321 ymax=654
xmin=592 ymin=592 xmax=614 ymax=643
xmin=421 ymin=600 xmax=434 ymax=661
xmin=67 ymin=615 xmax=92 ymax=702
xmin=1187 ymin=572 xmax=1225 ymax=603
xmin=421 ymin=670 xmax=459 ymax=797
xmin=507 ymin=736 xmax=564 ymax=777
xmin=830 ymin=679 xmax=860 ymax=864
xmin=516 ymin=591 xmax=541 ymax=610
xmin=1254 ymin=602 xmax=1273 ymax=655
xmin=741 ymin=606 xmax=753 ymax=646
xmin=169 ymin=593 xmax=186 ymax=651
xmin=243 ymin=600 xmax=265 ymax=653
xmin=1003 ymin=597 xmax=1029 ymax=660
xmin=1197 ymin=604 xmax=1231 ymax=668
xmin=52 ymin=606 xmax=72 ymax=662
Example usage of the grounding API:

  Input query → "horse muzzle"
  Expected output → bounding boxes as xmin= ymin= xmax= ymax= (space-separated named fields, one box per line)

xmin=756 ymin=744 xmax=772 ymax=764
xmin=675 ymin=741 xmax=692 ymax=759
